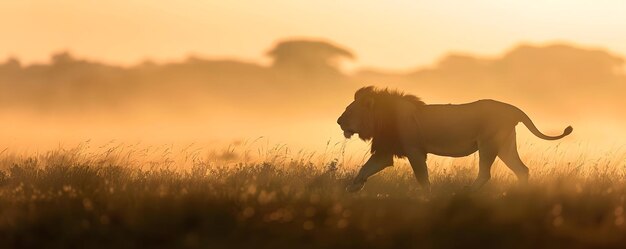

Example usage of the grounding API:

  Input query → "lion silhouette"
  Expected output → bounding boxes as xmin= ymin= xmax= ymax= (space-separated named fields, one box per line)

xmin=337 ymin=86 xmax=572 ymax=193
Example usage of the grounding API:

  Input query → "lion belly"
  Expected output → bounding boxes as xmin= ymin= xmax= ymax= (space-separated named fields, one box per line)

xmin=418 ymin=128 xmax=480 ymax=157
xmin=425 ymin=141 xmax=479 ymax=157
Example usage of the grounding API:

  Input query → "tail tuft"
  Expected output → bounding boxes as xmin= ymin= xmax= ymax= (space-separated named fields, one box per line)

xmin=564 ymin=126 xmax=573 ymax=136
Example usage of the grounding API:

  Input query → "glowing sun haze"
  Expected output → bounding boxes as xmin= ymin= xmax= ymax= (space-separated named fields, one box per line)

xmin=2 ymin=0 xmax=626 ymax=70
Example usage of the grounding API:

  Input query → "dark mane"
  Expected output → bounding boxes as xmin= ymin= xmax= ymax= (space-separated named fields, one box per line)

xmin=354 ymin=86 xmax=425 ymax=107
xmin=354 ymin=86 xmax=425 ymax=157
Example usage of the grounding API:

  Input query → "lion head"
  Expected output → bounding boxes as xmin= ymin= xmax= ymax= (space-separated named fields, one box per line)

xmin=337 ymin=86 xmax=425 ymax=156
xmin=336 ymin=87 xmax=376 ymax=140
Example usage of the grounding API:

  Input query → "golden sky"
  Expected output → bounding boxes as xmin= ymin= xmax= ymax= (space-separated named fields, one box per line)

xmin=2 ymin=0 xmax=626 ymax=70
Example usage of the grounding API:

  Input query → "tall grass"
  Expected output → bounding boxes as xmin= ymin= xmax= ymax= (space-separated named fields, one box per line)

xmin=0 ymin=142 xmax=625 ymax=248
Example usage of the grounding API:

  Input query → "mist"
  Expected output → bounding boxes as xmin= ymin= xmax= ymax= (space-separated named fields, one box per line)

xmin=0 ymin=39 xmax=624 ymax=155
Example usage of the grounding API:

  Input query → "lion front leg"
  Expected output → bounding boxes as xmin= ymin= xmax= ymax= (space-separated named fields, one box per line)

xmin=346 ymin=153 xmax=393 ymax=193
xmin=407 ymin=151 xmax=430 ymax=193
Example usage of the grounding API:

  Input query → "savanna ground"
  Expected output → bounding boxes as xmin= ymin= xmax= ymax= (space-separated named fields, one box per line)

xmin=0 ymin=141 xmax=625 ymax=249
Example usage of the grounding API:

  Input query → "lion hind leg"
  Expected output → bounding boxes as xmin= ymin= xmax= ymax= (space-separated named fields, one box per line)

xmin=497 ymin=131 xmax=529 ymax=185
xmin=469 ymin=145 xmax=497 ymax=191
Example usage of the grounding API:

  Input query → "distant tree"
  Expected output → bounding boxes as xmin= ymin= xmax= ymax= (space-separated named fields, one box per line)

xmin=2 ymin=57 xmax=21 ymax=69
xmin=51 ymin=51 xmax=76 ymax=65
xmin=267 ymin=39 xmax=354 ymax=77
xmin=0 ymin=57 xmax=21 ymax=79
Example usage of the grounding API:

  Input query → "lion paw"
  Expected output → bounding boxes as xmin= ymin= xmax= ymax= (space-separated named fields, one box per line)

xmin=346 ymin=181 xmax=365 ymax=193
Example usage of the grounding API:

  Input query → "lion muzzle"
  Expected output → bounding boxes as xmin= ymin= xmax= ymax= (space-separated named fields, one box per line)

xmin=343 ymin=130 xmax=355 ymax=138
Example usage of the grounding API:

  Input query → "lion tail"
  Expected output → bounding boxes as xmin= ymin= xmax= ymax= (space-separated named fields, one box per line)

xmin=519 ymin=111 xmax=573 ymax=140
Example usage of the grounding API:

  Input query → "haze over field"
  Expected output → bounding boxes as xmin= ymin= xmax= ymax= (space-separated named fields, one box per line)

xmin=0 ymin=40 xmax=625 ymax=152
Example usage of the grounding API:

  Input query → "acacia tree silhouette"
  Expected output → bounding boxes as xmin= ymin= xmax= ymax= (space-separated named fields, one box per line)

xmin=267 ymin=39 xmax=354 ymax=78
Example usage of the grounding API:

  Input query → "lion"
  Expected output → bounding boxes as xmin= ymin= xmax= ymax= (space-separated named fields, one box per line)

xmin=337 ymin=86 xmax=573 ymax=193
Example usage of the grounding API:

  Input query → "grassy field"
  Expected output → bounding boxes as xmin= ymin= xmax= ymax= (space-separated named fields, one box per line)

xmin=0 ymin=143 xmax=625 ymax=249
